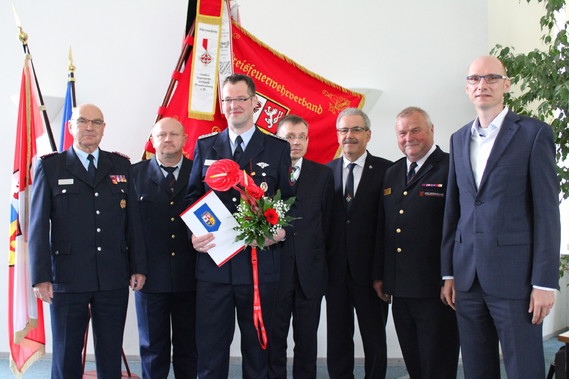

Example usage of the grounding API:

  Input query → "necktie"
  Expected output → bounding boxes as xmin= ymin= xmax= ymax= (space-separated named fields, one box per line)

xmin=345 ymin=163 xmax=356 ymax=210
xmin=233 ymin=135 xmax=244 ymax=162
xmin=160 ymin=165 xmax=177 ymax=192
xmin=87 ymin=154 xmax=96 ymax=185
xmin=291 ymin=166 xmax=299 ymax=183
xmin=407 ymin=161 xmax=418 ymax=184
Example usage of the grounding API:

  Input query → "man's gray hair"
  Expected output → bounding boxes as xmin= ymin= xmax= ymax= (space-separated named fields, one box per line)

xmin=396 ymin=106 xmax=433 ymax=127
xmin=336 ymin=108 xmax=370 ymax=130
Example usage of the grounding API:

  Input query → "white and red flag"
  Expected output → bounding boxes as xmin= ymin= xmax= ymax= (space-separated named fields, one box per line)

xmin=8 ymin=54 xmax=48 ymax=378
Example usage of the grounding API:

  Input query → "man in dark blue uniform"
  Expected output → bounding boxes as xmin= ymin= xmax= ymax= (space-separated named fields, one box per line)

xmin=375 ymin=107 xmax=459 ymax=378
xmin=187 ymin=74 xmax=293 ymax=379
xmin=132 ymin=117 xmax=197 ymax=378
xmin=268 ymin=115 xmax=334 ymax=379
xmin=29 ymin=103 xmax=147 ymax=379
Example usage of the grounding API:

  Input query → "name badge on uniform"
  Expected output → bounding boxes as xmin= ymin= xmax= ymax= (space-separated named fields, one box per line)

xmin=384 ymin=187 xmax=392 ymax=196
xmin=204 ymin=159 xmax=217 ymax=166
xmin=110 ymin=175 xmax=127 ymax=184
xmin=58 ymin=178 xmax=74 ymax=185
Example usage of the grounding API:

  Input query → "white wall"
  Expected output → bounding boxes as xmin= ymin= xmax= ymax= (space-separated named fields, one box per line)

xmin=0 ymin=0 xmax=562 ymax=361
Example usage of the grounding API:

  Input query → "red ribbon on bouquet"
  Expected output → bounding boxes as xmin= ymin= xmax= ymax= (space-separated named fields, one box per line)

xmin=251 ymin=246 xmax=267 ymax=350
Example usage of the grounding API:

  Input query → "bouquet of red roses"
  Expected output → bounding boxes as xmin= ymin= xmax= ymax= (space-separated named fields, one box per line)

xmin=204 ymin=158 xmax=295 ymax=248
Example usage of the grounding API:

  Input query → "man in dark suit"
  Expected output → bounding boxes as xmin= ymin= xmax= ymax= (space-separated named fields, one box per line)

xmin=187 ymin=74 xmax=294 ymax=379
xmin=132 ymin=117 xmax=197 ymax=378
xmin=326 ymin=108 xmax=391 ymax=379
xmin=375 ymin=107 xmax=459 ymax=378
xmin=441 ymin=56 xmax=560 ymax=378
xmin=268 ymin=115 xmax=334 ymax=379
xmin=29 ymin=103 xmax=147 ymax=379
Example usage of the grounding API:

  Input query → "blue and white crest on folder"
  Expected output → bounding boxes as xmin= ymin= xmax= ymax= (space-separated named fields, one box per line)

xmin=195 ymin=204 xmax=221 ymax=232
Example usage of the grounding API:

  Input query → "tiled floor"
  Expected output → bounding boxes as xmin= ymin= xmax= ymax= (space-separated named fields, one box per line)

xmin=0 ymin=336 xmax=563 ymax=378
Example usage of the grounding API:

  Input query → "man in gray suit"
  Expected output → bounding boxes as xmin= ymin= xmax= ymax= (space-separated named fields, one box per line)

xmin=441 ymin=56 xmax=560 ymax=378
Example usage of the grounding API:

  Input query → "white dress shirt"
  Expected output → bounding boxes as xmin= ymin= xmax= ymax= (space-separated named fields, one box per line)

xmin=342 ymin=151 xmax=368 ymax=196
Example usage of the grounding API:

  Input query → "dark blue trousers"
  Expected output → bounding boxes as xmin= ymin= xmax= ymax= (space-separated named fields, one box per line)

xmin=50 ymin=288 xmax=128 ymax=379
xmin=135 ymin=291 xmax=197 ymax=379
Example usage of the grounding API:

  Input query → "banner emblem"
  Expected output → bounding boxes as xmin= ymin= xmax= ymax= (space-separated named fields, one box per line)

xmin=253 ymin=93 xmax=289 ymax=134
xmin=200 ymin=39 xmax=212 ymax=65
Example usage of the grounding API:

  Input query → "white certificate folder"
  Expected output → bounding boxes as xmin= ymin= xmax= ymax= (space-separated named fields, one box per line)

xmin=181 ymin=190 xmax=245 ymax=267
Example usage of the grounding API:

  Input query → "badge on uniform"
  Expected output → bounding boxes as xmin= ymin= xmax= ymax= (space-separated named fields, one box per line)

xmin=120 ymin=199 xmax=127 ymax=209
xmin=58 ymin=179 xmax=74 ymax=185
xmin=110 ymin=175 xmax=127 ymax=184
xmin=421 ymin=183 xmax=443 ymax=188
xmin=257 ymin=162 xmax=269 ymax=169
xmin=384 ymin=188 xmax=392 ymax=196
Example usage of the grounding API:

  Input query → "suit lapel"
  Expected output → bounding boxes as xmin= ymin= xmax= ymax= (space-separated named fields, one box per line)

xmin=172 ymin=158 xmax=191 ymax=197
xmin=331 ymin=159 xmax=347 ymax=215
xmin=460 ymin=125 xmax=477 ymax=192
xmin=65 ymin=148 xmax=94 ymax=186
xmin=478 ymin=112 xmax=520 ymax=192
xmin=212 ymin=129 xmax=233 ymax=160
xmin=295 ymin=160 xmax=312 ymax=195
xmin=95 ymin=151 xmax=112 ymax=187
xmin=352 ymin=154 xmax=375 ymax=211
xmin=239 ymin=128 xmax=264 ymax=171
xmin=407 ymin=146 xmax=441 ymax=188
xmin=148 ymin=158 xmax=170 ymax=193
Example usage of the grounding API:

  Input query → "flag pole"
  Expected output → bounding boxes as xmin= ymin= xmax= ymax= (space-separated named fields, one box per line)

xmin=13 ymin=6 xmax=58 ymax=153
xmin=154 ymin=20 xmax=196 ymax=124
xmin=68 ymin=47 xmax=77 ymax=108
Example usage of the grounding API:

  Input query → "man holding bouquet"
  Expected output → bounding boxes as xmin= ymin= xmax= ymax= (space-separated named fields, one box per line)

xmin=186 ymin=74 xmax=294 ymax=379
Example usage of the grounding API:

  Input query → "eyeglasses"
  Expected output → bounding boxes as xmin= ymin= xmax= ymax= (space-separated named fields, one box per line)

xmin=466 ymin=74 xmax=509 ymax=85
xmin=337 ymin=127 xmax=368 ymax=135
xmin=284 ymin=134 xmax=308 ymax=141
xmin=221 ymin=96 xmax=253 ymax=104
xmin=154 ymin=132 xmax=182 ymax=140
xmin=73 ymin=117 xmax=105 ymax=127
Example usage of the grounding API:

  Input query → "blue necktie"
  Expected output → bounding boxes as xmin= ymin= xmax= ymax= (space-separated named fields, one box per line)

xmin=407 ymin=161 xmax=418 ymax=184
xmin=87 ymin=154 xmax=96 ymax=185
xmin=233 ymin=135 xmax=243 ymax=162
xmin=160 ymin=165 xmax=177 ymax=192
xmin=345 ymin=163 xmax=356 ymax=210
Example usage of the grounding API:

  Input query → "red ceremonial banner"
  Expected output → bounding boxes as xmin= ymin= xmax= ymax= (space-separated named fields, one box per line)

xmin=148 ymin=20 xmax=364 ymax=164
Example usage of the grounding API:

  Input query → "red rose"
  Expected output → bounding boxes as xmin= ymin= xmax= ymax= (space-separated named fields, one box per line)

xmin=205 ymin=159 xmax=240 ymax=191
xmin=264 ymin=208 xmax=279 ymax=225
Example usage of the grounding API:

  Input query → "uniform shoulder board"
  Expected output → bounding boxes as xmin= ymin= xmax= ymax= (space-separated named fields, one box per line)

xmin=265 ymin=132 xmax=288 ymax=143
xmin=112 ymin=151 xmax=131 ymax=160
xmin=199 ymin=131 xmax=219 ymax=139
xmin=40 ymin=151 xmax=59 ymax=159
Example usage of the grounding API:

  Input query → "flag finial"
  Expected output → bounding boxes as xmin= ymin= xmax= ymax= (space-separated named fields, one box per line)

xmin=12 ymin=4 xmax=28 ymax=46
xmin=68 ymin=46 xmax=75 ymax=73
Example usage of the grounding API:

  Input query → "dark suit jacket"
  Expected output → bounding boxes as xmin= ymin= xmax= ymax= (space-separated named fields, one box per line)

xmin=441 ymin=110 xmax=560 ymax=299
xmin=132 ymin=156 xmax=196 ymax=293
xmin=327 ymin=152 xmax=392 ymax=287
xmin=282 ymin=159 xmax=334 ymax=299
xmin=380 ymin=146 xmax=448 ymax=298
xmin=186 ymin=127 xmax=293 ymax=285
xmin=29 ymin=148 xmax=147 ymax=292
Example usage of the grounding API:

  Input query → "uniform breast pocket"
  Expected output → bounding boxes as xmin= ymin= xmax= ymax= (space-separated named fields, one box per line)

xmin=52 ymin=186 xmax=80 ymax=218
